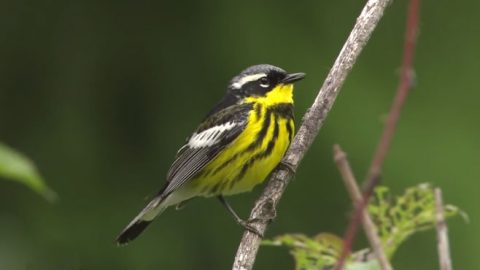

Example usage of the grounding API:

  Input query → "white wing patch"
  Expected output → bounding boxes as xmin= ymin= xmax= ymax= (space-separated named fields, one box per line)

xmin=188 ymin=122 xmax=237 ymax=148
xmin=231 ymin=73 xmax=266 ymax=89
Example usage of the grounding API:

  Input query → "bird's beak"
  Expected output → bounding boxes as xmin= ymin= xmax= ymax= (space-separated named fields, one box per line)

xmin=281 ymin=72 xmax=306 ymax=84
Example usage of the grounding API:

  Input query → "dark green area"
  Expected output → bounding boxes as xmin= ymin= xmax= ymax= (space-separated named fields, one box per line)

xmin=0 ymin=0 xmax=478 ymax=269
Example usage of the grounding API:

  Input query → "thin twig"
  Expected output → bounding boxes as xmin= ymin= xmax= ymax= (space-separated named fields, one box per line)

xmin=232 ymin=0 xmax=392 ymax=269
xmin=364 ymin=0 xmax=420 ymax=191
xmin=334 ymin=0 xmax=420 ymax=268
xmin=333 ymin=145 xmax=393 ymax=270
xmin=435 ymin=188 xmax=453 ymax=270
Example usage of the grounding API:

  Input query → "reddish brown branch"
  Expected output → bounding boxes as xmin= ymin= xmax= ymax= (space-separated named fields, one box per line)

xmin=334 ymin=0 xmax=420 ymax=269
xmin=365 ymin=0 xmax=420 ymax=188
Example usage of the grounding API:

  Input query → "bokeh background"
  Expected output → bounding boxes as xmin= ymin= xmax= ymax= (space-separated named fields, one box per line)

xmin=0 ymin=0 xmax=478 ymax=269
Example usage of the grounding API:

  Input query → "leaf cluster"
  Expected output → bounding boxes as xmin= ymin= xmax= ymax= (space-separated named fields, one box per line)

xmin=263 ymin=184 xmax=464 ymax=270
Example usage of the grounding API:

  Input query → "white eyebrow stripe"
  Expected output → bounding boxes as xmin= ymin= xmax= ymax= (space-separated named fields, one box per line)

xmin=231 ymin=73 xmax=267 ymax=89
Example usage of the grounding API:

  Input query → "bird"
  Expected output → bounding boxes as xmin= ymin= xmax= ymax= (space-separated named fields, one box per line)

xmin=116 ymin=64 xmax=305 ymax=245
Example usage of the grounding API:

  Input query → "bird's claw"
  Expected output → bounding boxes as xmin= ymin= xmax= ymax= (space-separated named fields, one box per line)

xmin=278 ymin=161 xmax=296 ymax=175
xmin=238 ymin=219 xmax=264 ymax=238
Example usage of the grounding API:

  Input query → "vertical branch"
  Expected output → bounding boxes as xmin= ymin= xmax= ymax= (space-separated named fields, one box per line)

xmin=232 ymin=0 xmax=392 ymax=269
xmin=335 ymin=0 xmax=420 ymax=269
xmin=435 ymin=188 xmax=453 ymax=270
xmin=333 ymin=145 xmax=392 ymax=270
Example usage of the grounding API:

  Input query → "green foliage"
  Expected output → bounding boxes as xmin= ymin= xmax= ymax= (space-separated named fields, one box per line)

xmin=0 ymin=142 xmax=57 ymax=202
xmin=369 ymin=184 xmax=462 ymax=258
xmin=263 ymin=184 xmax=462 ymax=270
xmin=263 ymin=233 xmax=343 ymax=270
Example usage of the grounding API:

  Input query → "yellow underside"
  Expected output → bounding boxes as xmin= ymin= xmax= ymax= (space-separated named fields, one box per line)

xmin=185 ymin=84 xmax=295 ymax=197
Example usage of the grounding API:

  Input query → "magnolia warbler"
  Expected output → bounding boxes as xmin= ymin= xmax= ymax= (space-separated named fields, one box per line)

xmin=116 ymin=64 xmax=305 ymax=245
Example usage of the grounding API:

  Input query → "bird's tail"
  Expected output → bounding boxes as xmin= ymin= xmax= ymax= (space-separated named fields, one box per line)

xmin=116 ymin=194 xmax=167 ymax=245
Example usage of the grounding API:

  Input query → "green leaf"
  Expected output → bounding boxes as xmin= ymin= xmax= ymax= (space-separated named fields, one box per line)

xmin=369 ymin=183 xmax=462 ymax=258
xmin=0 ymin=142 xmax=57 ymax=202
xmin=263 ymin=233 xmax=344 ymax=270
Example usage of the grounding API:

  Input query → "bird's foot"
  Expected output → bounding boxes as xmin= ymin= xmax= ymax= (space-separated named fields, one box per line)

xmin=278 ymin=160 xmax=296 ymax=175
xmin=236 ymin=218 xmax=264 ymax=238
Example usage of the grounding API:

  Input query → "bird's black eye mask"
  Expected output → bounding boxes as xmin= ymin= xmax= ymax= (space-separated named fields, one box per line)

xmin=233 ymin=73 xmax=286 ymax=97
xmin=241 ymin=76 xmax=274 ymax=97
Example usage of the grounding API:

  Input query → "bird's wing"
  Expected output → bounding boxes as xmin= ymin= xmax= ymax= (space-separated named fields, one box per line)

xmin=161 ymin=103 xmax=253 ymax=196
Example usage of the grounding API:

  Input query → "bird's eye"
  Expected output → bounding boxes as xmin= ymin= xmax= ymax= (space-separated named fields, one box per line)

xmin=259 ymin=77 xmax=270 ymax=88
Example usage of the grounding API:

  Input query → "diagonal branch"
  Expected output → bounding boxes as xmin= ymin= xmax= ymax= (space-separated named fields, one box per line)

xmin=334 ymin=145 xmax=392 ymax=270
xmin=364 ymin=0 xmax=420 ymax=191
xmin=232 ymin=0 xmax=392 ymax=269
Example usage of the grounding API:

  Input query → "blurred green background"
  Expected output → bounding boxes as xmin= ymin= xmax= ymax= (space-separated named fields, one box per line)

xmin=0 ymin=0 xmax=478 ymax=269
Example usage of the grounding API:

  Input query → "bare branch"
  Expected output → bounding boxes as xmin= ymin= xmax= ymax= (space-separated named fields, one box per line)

xmin=363 ymin=0 xmax=420 ymax=191
xmin=335 ymin=0 xmax=420 ymax=268
xmin=232 ymin=0 xmax=392 ymax=269
xmin=435 ymin=188 xmax=453 ymax=270
xmin=333 ymin=145 xmax=392 ymax=270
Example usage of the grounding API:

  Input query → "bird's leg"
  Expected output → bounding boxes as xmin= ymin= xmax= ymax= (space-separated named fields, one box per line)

xmin=217 ymin=196 xmax=264 ymax=237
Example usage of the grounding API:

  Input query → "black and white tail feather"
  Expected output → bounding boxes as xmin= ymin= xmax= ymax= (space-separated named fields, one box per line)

xmin=116 ymin=194 xmax=167 ymax=245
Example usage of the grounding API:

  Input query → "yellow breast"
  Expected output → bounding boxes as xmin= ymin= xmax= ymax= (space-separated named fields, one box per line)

xmin=190 ymin=84 xmax=295 ymax=196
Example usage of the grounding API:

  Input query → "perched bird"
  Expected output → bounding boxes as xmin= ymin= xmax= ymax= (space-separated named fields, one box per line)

xmin=116 ymin=64 xmax=305 ymax=245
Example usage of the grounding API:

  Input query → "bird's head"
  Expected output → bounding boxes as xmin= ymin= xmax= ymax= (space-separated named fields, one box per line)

xmin=228 ymin=64 xmax=305 ymax=105
xmin=205 ymin=64 xmax=305 ymax=118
